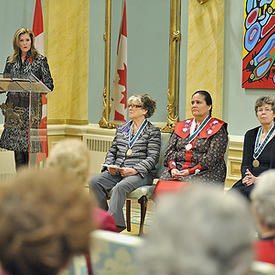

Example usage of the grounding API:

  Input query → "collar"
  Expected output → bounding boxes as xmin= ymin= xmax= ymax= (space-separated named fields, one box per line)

xmin=19 ymin=50 xmax=32 ymax=63
xmin=175 ymin=117 xmax=226 ymax=139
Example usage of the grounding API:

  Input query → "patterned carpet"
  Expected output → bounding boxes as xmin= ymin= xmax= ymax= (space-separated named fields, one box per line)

xmin=122 ymin=200 xmax=155 ymax=236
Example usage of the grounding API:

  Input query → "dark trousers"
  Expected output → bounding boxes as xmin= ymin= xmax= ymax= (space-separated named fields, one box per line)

xmin=14 ymin=151 xmax=29 ymax=170
xmin=231 ymin=179 xmax=254 ymax=201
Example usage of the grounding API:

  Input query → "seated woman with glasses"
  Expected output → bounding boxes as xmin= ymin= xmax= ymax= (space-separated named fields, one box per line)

xmin=89 ymin=94 xmax=161 ymax=232
xmin=231 ymin=96 xmax=275 ymax=200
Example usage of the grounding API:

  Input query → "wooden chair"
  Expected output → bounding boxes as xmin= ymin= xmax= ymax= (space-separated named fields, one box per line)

xmin=125 ymin=184 xmax=156 ymax=235
xmin=108 ymin=183 xmax=155 ymax=236
xmin=123 ymin=133 xmax=170 ymax=235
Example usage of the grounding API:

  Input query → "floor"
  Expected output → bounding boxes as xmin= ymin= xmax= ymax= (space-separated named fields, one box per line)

xmin=121 ymin=200 xmax=155 ymax=236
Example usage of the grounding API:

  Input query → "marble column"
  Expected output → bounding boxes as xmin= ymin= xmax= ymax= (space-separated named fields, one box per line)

xmin=185 ymin=0 xmax=224 ymax=119
xmin=43 ymin=0 xmax=89 ymax=126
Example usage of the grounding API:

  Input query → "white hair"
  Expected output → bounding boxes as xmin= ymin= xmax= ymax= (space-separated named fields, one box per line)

xmin=138 ymin=185 xmax=254 ymax=275
xmin=47 ymin=138 xmax=90 ymax=185
xmin=251 ymin=169 xmax=275 ymax=229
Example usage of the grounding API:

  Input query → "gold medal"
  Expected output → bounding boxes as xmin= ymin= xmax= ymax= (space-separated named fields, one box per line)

xmin=126 ymin=149 xmax=132 ymax=156
xmin=252 ymin=159 xmax=260 ymax=167
xmin=185 ymin=144 xmax=192 ymax=150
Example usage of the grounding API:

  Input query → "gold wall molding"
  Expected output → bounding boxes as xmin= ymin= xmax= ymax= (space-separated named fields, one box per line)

xmin=162 ymin=0 xmax=181 ymax=133
xmin=47 ymin=119 xmax=89 ymax=125
xmin=98 ymin=0 xmax=114 ymax=129
xmin=99 ymin=0 xmax=181 ymax=133
xmin=225 ymin=135 xmax=244 ymax=189
xmin=197 ymin=0 xmax=209 ymax=4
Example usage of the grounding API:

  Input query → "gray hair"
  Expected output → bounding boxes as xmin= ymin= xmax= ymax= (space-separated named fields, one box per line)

xmin=254 ymin=95 xmax=275 ymax=115
xmin=47 ymin=138 xmax=90 ymax=185
xmin=128 ymin=94 xmax=156 ymax=118
xmin=251 ymin=169 xmax=275 ymax=229
xmin=138 ymin=185 xmax=254 ymax=275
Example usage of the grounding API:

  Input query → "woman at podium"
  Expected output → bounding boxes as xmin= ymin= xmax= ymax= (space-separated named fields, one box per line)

xmin=0 ymin=27 xmax=54 ymax=169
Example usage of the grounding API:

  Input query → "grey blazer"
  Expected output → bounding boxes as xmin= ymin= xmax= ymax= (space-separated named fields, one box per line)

xmin=104 ymin=120 xmax=161 ymax=178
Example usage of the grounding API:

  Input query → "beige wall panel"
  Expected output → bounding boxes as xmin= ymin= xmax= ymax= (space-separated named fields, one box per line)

xmin=44 ymin=0 xmax=89 ymax=125
xmin=186 ymin=0 xmax=224 ymax=119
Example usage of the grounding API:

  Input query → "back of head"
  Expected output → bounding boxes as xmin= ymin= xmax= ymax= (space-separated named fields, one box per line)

xmin=139 ymin=185 xmax=254 ymax=275
xmin=0 ymin=167 xmax=93 ymax=275
xmin=251 ymin=169 xmax=275 ymax=229
xmin=47 ymin=138 xmax=90 ymax=185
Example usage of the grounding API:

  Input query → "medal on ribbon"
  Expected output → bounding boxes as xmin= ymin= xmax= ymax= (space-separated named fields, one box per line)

xmin=252 ymin=159 xmax=260 ymax=167
xmin=185 ymin=116 xmax=211 ymax=150
xmin=126 ymin=148 xmax=132 ymax=156
xmin=127 ymin=119 xmax=148 ymax=156
xmin=253 ymin=124 xmax=275 ymax=167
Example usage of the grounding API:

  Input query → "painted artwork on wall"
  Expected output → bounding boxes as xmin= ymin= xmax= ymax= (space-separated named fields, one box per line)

xmin=242 ymin=0 xmax=275 ymax=89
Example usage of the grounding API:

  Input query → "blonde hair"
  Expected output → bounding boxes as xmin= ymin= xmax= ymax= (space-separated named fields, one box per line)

xmin=0 ymin=168 xmax=93 ymax=275
xmin=47 ymin=138 xmax=91 ymax=185
xmin=8 ymin=27 xmax=39 ymax=63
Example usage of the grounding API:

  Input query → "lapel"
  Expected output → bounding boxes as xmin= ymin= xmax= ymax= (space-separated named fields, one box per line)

xmin=175 ymin=118 xmax=225 ymax=139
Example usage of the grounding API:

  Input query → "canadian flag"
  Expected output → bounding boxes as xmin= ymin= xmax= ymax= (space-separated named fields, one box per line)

xmin=33 ymin=0 xmax=48 ymax=162
xmin=110 ymin=0 xmax=127 ymax=122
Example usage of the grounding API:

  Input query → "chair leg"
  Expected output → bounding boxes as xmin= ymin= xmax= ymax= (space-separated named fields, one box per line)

xmin=138 ymin=195 xmax=148 ymax=236
xmin=126 ymin=199 xmax=131 ymax=232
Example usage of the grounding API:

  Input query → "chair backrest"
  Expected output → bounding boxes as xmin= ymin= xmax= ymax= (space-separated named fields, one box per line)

xmin=90 ymin=230 xmax=143 ymax=275
xmin=59 ymin=255 xmax=88 ymax=275
xmin=251 ymin=261 xmax=275 ymax=275
xmin=155 ymin=132 xmax=170 ymax=178
xmin=59 ymin=230 xmax=143 ymax=275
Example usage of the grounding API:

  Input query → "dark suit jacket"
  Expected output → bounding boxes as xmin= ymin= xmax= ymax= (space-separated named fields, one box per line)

xmin=0 ymin=51 xmax=53 ymax=152
xmin=241 ymin=126 xmax=275 ymax=178
xmin=104 ymin=120 xmax=161 ymax=178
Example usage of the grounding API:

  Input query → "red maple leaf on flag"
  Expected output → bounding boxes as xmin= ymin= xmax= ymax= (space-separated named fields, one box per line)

xmin=117 ymin=63 xmax=127 ymax=108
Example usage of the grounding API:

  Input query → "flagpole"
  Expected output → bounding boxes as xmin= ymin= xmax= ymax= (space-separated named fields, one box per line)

xmin=33 ymin=0 xmax=49 ymax=162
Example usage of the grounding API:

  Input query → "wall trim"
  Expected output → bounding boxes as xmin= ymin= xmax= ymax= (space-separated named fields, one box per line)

xmin=0 ymin=123 xmax=245 ymax=188
xmin=226 ymin=134 xmax=244 ymax=188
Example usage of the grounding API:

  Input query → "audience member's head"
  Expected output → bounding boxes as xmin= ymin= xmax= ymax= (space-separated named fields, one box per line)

xmin=0 ymin=168 xmax=93 ymax=275
xmin=251 ymin=169 xmax=275 ymax=237
xmin=138 ymin=185 xmax=255 ymax=275
xmin=47 ymin=138 xmax=90 ymax=185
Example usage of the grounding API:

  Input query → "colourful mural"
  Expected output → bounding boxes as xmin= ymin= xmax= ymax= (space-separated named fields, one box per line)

xmin=242 ymin=0 xmax=275 ymax=89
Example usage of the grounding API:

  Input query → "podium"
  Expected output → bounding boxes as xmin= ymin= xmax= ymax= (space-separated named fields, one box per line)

xmin=0 ymin=73 xmax=51 ymax=166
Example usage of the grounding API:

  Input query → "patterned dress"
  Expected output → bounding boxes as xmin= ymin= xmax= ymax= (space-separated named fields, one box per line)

xmin=159 ymin=118 xmax=228 ymax=186
xmin=0 ymin=51 xmax=54 ymax=152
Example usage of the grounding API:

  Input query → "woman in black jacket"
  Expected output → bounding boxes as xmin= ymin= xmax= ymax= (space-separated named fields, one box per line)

xmin=231 ymin=96 xmax=275 ymax=200
xmin=0 ymin=27 xmax=54 ymax=169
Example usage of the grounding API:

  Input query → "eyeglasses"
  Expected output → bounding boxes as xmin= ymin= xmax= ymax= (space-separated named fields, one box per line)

xmin=257 ymin=108 xmax=273 ymax=113
xmin=128 ymin=104 xmax=142 ymax=109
